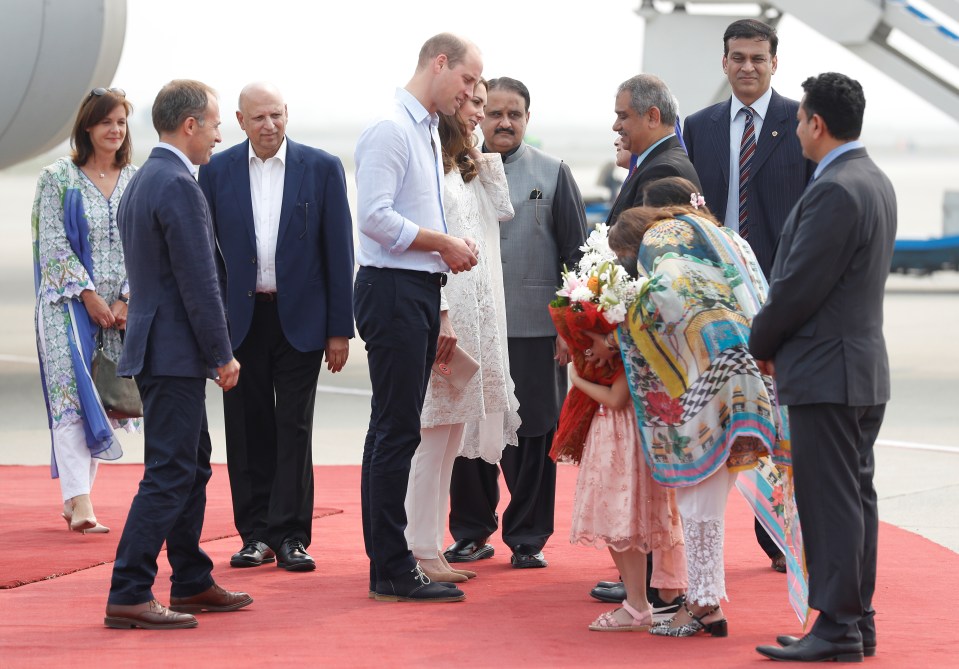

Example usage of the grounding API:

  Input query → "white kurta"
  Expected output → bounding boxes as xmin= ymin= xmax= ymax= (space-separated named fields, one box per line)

xmin=419 ymin=154 xmax=521 ymax=463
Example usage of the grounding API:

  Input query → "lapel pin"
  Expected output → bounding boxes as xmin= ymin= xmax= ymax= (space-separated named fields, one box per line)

xmin=772 ymin=131 xmax=779 ymax=137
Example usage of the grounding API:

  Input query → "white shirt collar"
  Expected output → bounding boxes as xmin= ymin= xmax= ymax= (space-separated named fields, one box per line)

xmin=248 ymin=136 xmax=287 ymax=164
xmin=156 ymin=142 xmax=197 ymax=178
xmin=730 ymin=87 xmax=773 ymax=121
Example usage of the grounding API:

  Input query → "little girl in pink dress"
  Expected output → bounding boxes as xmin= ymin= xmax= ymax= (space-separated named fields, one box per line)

xmin=569 ymin=359 xmax=687 ymax=631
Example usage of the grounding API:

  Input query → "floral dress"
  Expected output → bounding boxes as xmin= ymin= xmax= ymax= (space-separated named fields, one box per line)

xmin=32 ymin=158 xmax=138 ymax=460
xmin=420 ymin=154 xmax=521 ymax=463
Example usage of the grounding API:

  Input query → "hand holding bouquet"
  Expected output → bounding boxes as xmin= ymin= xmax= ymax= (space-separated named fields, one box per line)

xmin=548 ymin=224 xmax=646 ymax=463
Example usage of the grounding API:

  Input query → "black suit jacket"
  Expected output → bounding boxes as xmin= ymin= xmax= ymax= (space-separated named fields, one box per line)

xmin=683 ymin=89 xmax=814 ymax=276
xmin=749 ymin=147 xmax=897 ymax=406
xmin=199 ymin=138 xmax=355 ymax=352
xmin=605 ymin=135 xmax=701 ymax=226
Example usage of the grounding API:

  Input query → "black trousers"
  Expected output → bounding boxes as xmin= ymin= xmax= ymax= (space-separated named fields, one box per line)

xmin=448 ymin=431 xmax=557 ymax=552
xmin=448 ymin=336 xmax=560 ymax=553
xmin=790 ymin=403 xmax=884 ymax=645
xmin=224 ymin=300 xmax=323 ymax=550
xmin=354 ymin=266 xmax=441 ymax=586
xmin=755 ymin=518 xmax=783 ymax=559
xmin=108 ymin=372 xmax=214 ymax=605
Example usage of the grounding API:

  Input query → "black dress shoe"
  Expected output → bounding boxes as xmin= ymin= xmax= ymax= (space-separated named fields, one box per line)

xmin=757 ymin=633 xmax=863 ymax=662
xmin=595 ymin=580 xmax=621 ymax=589
xmin=276 ymin=538 xmax=316 ymax=572
xmin=590 ymin=582 xmax=625 ymax=603
xmin=230 ymin=540 xmax=276 ymax=568
xmin=771 ymin=554 xmax=788 ymax=573
xmin=374 ymin=565 xmax=466 ymax=602
xmin=510 ymin=545 xmax=548 ymax=569
xmin=444 ymin=538 xmax=494 ymax=563
xmin=777 ymin=634 xmax=876 ymax=658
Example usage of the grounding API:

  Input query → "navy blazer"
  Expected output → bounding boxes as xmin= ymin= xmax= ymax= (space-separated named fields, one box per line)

xmin=605 ymin=135 xmax=702 ymax=226
xmin=117 ymin=147 xmax=233 ymax=378
xmin=199 ymin=138 xmax=355 ymax=352
xmin=683 ymin=89 xmax=814 ymax=276
xmin=749 ymin=148 xmax=897 ymax=406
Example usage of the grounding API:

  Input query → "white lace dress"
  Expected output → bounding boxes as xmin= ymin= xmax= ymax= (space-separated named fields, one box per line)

xmin=420 ymin=154 xmax=521 ymax=463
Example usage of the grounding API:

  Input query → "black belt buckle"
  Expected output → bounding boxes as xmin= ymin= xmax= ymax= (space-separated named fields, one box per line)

xmin=438 ymin=273 xmax=448 ymax=287
xmin=255 ymin=292 xmax=277 ymax=302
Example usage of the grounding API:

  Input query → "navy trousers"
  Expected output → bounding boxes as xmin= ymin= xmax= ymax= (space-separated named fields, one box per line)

xmin=107 ymin=372 xmax=215 ymax=605
xmin=354 ymin=266 xmax=441 ymax=587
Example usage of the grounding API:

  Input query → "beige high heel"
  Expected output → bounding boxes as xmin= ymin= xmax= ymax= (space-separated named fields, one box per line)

xmin=65 ymin=494 xmax=98 ymax=533
xmin=417 ymin=558 xmax=468 ymax=583
xmin=440 ymin=551 xmax=476 ymax=579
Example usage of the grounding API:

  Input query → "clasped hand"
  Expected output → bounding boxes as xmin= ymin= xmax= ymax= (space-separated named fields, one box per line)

xmin=442 ymin=237 xmax=479 ymax=274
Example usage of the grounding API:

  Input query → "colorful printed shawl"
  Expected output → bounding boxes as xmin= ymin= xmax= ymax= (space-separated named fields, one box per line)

xmin=619 ymin=213 xmax=790 ymax=486
xmin=620 ymin=212 xmax=805 ymax=622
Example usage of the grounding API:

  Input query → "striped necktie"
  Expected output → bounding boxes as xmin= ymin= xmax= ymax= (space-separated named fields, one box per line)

xmin=738 ymin=106 xmax=756 ymax=240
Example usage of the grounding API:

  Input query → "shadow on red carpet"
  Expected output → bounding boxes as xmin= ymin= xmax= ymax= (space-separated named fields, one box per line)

xmin=0 ymin=463 xmax=955 ymax=668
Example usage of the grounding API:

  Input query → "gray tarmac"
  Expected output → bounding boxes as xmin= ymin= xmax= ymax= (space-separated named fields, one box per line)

xmin=0 ymin=173 xmax=956 ymax=553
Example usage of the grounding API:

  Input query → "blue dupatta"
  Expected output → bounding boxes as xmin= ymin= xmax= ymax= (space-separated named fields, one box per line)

xmin=36 ymin=186 xmax=123 ymax=477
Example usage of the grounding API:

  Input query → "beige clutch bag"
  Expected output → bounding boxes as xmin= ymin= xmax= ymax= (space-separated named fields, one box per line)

xmin=431 ymin=345 xmax=480 ymax=391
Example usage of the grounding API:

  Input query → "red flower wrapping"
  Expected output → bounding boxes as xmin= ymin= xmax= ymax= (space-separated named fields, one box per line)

xmin=548 ymin=304 xmax=622 ymax=464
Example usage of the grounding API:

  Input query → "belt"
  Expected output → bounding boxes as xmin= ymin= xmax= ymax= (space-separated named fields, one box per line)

xmin=360 ymin=267 xmax=447 ymax=287
xmin=255 ymin=292 xmax=277 ymax=302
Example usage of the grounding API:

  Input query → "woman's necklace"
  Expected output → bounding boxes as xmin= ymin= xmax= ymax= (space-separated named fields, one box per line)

xmin=89 ymin=157 xmax=113 ymax=179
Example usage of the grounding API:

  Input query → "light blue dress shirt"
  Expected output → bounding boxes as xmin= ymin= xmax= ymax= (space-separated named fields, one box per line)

xmin=634 ymin=133 xmax=675 ymax=170
xmin=813 ymin=140 xmax=864 ymax=180
xmin=725 ymin=87 xmax=773 ymax=233
xmin=354 ymin=88 xmax=449 ymax=272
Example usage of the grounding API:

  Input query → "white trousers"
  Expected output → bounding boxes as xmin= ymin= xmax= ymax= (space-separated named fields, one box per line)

xmin=37 ymin=309 xmax=98 ymax=502
xmin=674 ymin=465 xmax=739 ymax=606
xmin=404 ymin=423 xmax=465 ymax=559
xmin=53 ymin=419 xmax=98 ymax=501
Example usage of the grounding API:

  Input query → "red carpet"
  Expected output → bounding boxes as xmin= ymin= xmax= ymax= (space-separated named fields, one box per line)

xmin=0 ymin=463 xmax=955 ymax=668
xmin=0 ymin=464 xmax=341 ymax=589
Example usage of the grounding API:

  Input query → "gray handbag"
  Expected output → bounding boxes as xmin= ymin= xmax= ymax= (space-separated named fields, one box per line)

xmin=91 ymin=328 xmax=143 ymax=419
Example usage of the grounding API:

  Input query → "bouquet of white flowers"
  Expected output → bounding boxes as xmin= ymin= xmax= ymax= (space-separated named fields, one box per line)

xmin=553 ymin=223 xmax=645 ymax=326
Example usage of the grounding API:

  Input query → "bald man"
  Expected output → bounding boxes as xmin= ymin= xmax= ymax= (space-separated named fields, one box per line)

xmin=199 ymin=82 xmax=355 ymax=572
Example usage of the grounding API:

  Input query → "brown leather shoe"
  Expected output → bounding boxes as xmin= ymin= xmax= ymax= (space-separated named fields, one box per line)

xmin=104 ymin=599 xmax=198 ymax=629
xmin=169 ymin=583 xmax=253 ymax=613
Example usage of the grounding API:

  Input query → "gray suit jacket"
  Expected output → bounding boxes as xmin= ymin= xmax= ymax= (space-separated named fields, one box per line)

xmin=749 ymin=147 xmax=896 ymax=406
xmin=497 ymin=142 xmax=588 ymax=338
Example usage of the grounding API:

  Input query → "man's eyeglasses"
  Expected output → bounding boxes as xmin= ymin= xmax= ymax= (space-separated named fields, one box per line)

xmin=89 ymin=87 xmax=126 ymax=98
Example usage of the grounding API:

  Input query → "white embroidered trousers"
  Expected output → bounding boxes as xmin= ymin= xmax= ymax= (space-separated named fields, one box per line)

xmin=674 ymin=466 xmax=739 ymax=606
